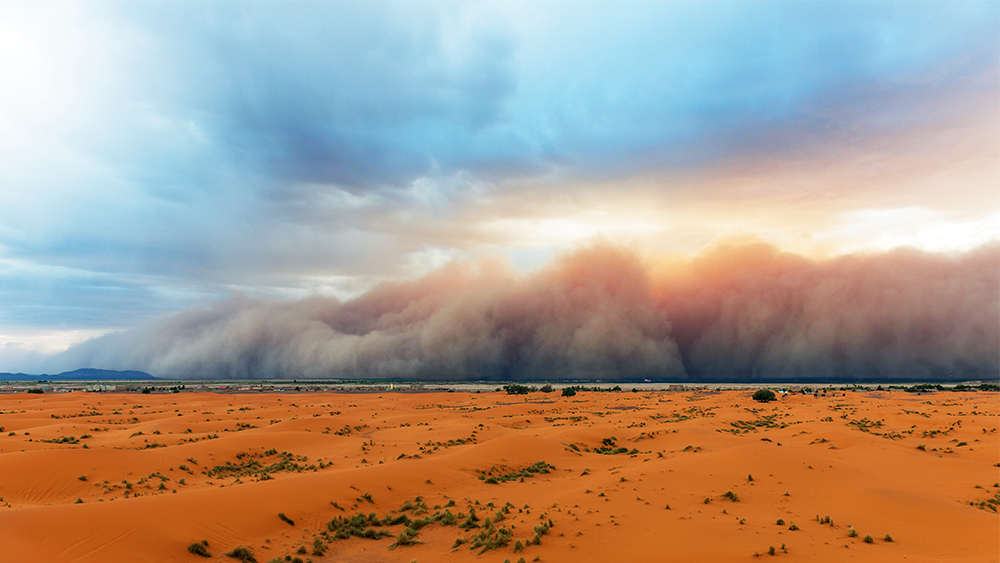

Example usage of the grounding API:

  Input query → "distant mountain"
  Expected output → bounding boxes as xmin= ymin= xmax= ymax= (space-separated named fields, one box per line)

xmin=0 ymin=368 xmax=157 ymax=381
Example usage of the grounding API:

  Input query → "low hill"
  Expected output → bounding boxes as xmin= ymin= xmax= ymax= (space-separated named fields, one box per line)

xmin=0 ymin=368 xmax=156 ymax=381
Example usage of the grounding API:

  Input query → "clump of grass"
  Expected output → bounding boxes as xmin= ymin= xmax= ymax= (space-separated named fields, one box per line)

xmin=775 ymin=518 xmax=785 ymax=525
xmin=467 ymin=520 xmax=513 ymax=554
xmin=389 ymin=527 xmax=421 ymax=549
xmin=592 ymin=437 xmax=636 ymax=455
xmin=326 ymin=513 xmax=392 ymax=540
xmin=225 ymin=545 xmax=256 ymax=562
xmin=722 ymin=490 xmax=740 ymax=502
xmin=478 ymin=461 xmax=555 ymax=484
xmin=883 ymin=533 xmax=894 ymax=542
xmin=187 ymin=540 xmax=211 ymax=557
xmin=530 ymin=521 xmax=552 ymax=545
xmin=432 ymin=509 xmax=458 ymax=526
xmin=312 ymin=536 xmax=328 ymax=555
xmin=278 ymin=512 xmax=295 ymax=526
xmin=459 ymin=508 xmax=481 ymax=530
xmin=847 ymin=526 xmax=858 ymax=538
xmin=768 ymin=545 xmax=776 ymax=556
xmin=78 ymin=475 xmax=88 ymax=481
xmin=788 ymin=523 xmax=799 ymax=531
xmin=863 ymin=535 xmax=874 ymax=544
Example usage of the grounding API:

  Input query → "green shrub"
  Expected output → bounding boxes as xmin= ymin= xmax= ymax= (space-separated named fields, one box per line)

xmin=312 ymin=537 xmax=327 ymax=555
xmin=187 ymin=541 xmax=211 ymax=557
xmin=225 ymin=546 xmax=256 ymax=562
xmin=388 ymin=527 xmax=421 ymax=549
xmin=561 ymin=388 xmax=576 ymax=397
xmin=753 ymin=389 xmax=777 ymax=403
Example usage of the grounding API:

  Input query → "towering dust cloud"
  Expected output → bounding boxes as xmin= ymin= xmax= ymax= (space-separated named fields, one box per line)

xmin=57 ymin=242 xmax=1000 ymax=381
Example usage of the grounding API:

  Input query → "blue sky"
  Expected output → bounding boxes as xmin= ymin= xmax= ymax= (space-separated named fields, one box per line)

xmin=1 ymin=0 xmax=998 ymax=366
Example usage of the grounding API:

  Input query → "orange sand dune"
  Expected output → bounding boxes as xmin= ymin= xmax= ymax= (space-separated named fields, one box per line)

xmin=0 ymin=389 xmax=997 ymax=562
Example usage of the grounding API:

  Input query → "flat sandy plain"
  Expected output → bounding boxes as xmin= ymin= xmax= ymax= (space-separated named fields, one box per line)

xmin=0 ymin=388 xmax=997 ymax=562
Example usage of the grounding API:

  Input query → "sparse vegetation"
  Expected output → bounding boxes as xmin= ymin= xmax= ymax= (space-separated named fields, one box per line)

xmin=389 ymin=526 xmax=422 ymax=549
xmin=478 ymin=461 xmax=555 ymax=484
xmin=187 ymin=541 xmax=211 ymax=557
xmin=225 ymin=546 xmax=256 ymax=562
xmin=753 ymin=389 xmax=777 ymax=403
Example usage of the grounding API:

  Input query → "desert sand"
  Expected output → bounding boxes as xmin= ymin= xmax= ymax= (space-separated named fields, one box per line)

xmin=0 ymin=388 xmax=997 ymax=562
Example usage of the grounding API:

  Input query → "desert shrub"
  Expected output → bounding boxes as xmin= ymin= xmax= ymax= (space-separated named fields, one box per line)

xmin=312 ymin=536 xmax=328 ymax=555
xmin=847 ymin=526 xmax=858 ymax=538
xmin=388 ymin=527 xmax=421 ymax=549
xmin=468 ymin=521 xmax=513 ymax=553
xmin=775 ymin=518 xmax=784 ymax=525
xmin=863 ymin=535 xmax=874 ymax=544
xmin=433 ymin=510 xmax=457 ymax=526
xmin=883 ymin=533 xmax=894 ymax=542
xmin=753 ymin=389 xmax=777 ymax=403
xmin=326 ymin=513 xmax=392 ymax=540
xmin=788 ymin=523 xmax=799 ymax=531
xmin=503 ymin=384 xmax=535 ymax=395
xmin=722 ymin=490 xmax=740 ymax=502
xmin=225 ymin=546 xmax=256 ymax=562
xmin=540 ymin=385 xmax=553 ymax=393
xmin=278 ymin=512 xmax=295 ymax=526
xmin=561 ymin=388 xmax=577 ymax=397
xmin=459 ymin=509 xmax=481 ymax=530
xmin=187 ymin=541 xmax=211 ymax=557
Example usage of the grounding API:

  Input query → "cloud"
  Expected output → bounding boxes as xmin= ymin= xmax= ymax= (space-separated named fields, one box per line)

xmin=47 ymin=242 xmax=1000 ymax=381
xmin=0 ymin=1 xmax=997 ymax=342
